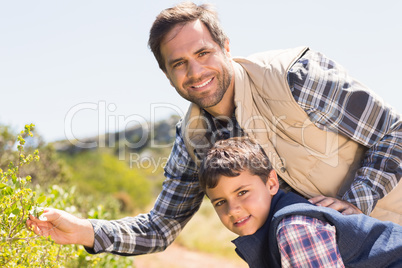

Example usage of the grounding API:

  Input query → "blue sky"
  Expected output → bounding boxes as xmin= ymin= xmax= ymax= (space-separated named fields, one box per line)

xmin=1 ymin=1 xmax=401 ymax=142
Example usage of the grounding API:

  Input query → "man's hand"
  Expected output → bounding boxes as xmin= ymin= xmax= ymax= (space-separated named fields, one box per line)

xmin=308 ymin=195 xmax=363 ymax=215
xmin=26 ymin=208 xmax=95 ymax=248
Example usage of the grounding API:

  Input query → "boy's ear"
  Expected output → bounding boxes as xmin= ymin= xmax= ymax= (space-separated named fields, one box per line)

xmin=266 ymin=170 xmax=279 ymax=195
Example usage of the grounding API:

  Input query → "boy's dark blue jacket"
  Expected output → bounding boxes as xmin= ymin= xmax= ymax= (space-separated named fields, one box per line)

xmin=232 ymin=190 xmax=402 ymax=268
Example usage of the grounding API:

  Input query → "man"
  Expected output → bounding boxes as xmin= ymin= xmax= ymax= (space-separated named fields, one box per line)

xmin=27 ymin=2 xmax=401 ymax=256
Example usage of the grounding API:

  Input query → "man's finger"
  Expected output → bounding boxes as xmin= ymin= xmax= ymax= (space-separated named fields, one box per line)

xmin=341 ymin=207 xmax=355 ymax=215
xmin=310 ymin=197 xmax=336 ymax=208
xmin=308 ymin=195 xmax=326 ymax=204
xmin=326 ymin=200 xmax=348 ymax=212
xmin=26 ymin=220 xmax=41 ymax=235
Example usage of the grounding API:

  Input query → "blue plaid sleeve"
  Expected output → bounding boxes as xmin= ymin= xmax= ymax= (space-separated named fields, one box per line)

xmin=288 ymin=50 xmax=402 ymax=214
xmin=88 ymin=119 xmax=204 ymax=255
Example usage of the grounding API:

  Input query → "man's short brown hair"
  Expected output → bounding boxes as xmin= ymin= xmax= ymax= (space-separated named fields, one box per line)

xmin=199 ymin=137 xmax=273 ymax=192
xmin=148 ymin=1 xmax=228 ymax=72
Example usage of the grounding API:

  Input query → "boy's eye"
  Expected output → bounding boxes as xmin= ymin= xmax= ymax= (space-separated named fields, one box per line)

xmin=215 ymin=200 xmax=225 ymax=207
xmin=238 ymin=190 xmax=248 ymax=196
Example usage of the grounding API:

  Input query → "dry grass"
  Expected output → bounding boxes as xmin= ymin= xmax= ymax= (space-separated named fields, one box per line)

xmin=175 ymin=198 xmax=240 ymax=260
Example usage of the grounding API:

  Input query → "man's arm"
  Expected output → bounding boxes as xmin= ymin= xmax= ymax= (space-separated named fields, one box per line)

xmin=85 ymin=121 xmax=204 ymax=255
xmin=288 ymin=49 xmax=402 ymax=215
xmin=277 ymin=215 xmax=345 ymax=268
xmin=87 ymin=174 xmax=204 ymax=255
xmin=28 ymin=121 xmax=204 ymax=255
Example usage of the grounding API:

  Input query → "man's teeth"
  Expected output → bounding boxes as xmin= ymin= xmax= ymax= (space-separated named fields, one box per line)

xmin=193 ymin=78 xmax=212 ymax=88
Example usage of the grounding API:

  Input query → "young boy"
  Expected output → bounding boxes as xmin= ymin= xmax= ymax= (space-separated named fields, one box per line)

xmin=199 ymin=137 xmax=402 ymax=268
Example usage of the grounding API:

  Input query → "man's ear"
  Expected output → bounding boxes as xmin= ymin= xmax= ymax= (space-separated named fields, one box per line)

xmin=223 ymin=39 xmax=231 ymax=58
xmin=266 ymin=170 xmax=279 ymax=195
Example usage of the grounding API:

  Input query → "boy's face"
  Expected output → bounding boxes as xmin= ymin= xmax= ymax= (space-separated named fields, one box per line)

xmin=206 ymin=170 xmax=279 ymax=236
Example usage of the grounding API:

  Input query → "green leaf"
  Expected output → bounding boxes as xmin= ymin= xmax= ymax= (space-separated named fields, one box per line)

xmin=3 ymin=186 xmax=13 ymax=195
xmin=29 ymin=206 xmax=44 ymax=218
xmin=36 ymin=195 xmax=46 ymax=204
xmin=11 ymin=174 xmax=17 ymax=184
xmin=8 ymin=162 xmax=15 ymax=169
xmin=0 ymin=183 xmax=6 ymax=189
xmin=11 ymin=208 xmax=20 ymax=215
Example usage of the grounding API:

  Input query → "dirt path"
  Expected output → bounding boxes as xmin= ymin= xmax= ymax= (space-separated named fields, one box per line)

xmin=133 ymin=242 xmax=248 ymax=268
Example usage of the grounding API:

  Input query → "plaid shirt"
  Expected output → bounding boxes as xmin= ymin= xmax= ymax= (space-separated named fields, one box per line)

xmin=88 ymin=49 xmax=401 ymax=255
xmin=277 ymin=215 xmax=344 ymax=268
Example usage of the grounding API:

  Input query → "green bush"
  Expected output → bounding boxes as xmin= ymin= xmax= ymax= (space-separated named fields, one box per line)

xmin=0 ymin=123 xmax=65 ymax=267
xmin=0 ymin=124 xmax=135 ymax=267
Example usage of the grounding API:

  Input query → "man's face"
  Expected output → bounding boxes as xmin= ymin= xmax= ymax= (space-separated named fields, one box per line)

xmin=160 ymin=20 xmax=233 ymax=109
xmin=206 ymin=170 xmax=278 ymax=236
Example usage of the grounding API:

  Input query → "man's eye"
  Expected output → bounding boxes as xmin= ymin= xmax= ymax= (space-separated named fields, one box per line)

xmin=173 ymin=62 xmax=184 ymax=68
xmin=199 ymin=52 xmax=208 ymax=57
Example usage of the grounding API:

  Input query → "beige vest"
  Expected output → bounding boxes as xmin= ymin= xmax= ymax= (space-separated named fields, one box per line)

xmin=182 ymin=47 xmax=402 ymax=225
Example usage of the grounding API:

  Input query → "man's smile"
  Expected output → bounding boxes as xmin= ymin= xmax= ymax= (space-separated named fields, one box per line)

xmin=192 ymin=77 xmax=214 ymax=89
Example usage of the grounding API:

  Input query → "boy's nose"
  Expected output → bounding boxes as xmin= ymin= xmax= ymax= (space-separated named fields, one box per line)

xmin=227 ymin=202 xmax=241 ymax=216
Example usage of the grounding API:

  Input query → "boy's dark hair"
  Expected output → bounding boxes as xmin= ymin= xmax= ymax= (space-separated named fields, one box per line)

xmin=148 ymin=1 xmax=228 ymax=72
xmin=199 ymin=137 xmax=273 ymax=192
